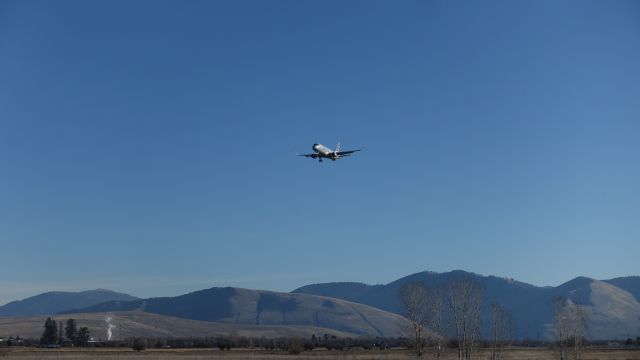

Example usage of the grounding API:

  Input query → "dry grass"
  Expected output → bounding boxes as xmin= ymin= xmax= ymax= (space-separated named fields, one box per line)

xmin=0 ymin=348 xmax=638 ymax=360
xmin=0 ymin=312 xmax=356 ymax=340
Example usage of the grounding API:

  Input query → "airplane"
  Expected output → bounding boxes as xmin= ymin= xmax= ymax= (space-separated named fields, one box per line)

xmin=298 ymin=142 xmax=362 ymax=162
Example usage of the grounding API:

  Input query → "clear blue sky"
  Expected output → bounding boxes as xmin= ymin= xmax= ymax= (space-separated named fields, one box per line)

xmin=1 ymin=0 xmax=639 ymax=305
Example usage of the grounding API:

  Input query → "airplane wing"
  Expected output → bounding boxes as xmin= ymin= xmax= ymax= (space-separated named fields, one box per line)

xmin=336 ymin=149 xmax=363 ymax=157
xmin=298 ymin=153 xmax=319 ymax=158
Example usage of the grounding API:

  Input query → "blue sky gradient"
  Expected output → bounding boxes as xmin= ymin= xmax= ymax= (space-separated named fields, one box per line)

xmin=1 ymin=0 xmax=639 ymax=304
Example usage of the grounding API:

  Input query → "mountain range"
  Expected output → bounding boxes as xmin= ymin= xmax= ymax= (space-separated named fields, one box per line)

xmin=293 ymin=271 xmax=640 ymax=340
xmin=60 ymin=287 xmax=409 ymax=337
xmin=1 ymin=271 xmax=639 ymax=340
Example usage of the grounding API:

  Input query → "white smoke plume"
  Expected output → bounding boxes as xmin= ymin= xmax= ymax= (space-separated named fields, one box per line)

xmin=105 ymin=315 xmax=116 ymax=341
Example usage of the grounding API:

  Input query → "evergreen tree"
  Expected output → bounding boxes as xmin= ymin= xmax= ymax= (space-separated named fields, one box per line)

xmin=40 ymin=317 xmax=58 ymax=345
xmin=75 ymin=327 xmax=91 ymax=347
xmin=65 ymin=319 xmax=78 ymax=342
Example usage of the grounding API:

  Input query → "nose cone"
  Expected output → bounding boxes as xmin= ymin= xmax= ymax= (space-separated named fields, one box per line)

xmin=312 ymin=143 xmax=319 ymax=151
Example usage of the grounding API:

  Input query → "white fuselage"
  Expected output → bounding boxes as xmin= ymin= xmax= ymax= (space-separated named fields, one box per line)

xmin=312 ymin=143 xmax=333 ymax=156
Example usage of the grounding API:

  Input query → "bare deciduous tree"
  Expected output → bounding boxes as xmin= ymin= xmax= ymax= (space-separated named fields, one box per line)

xmin=552 ymin=297 xmax=590 ymax=360
xmin=552 ymin=297 xmax=571 ymax=360
xmin=447 ymin=277 xmax=483 ymax=360
xmin=428 ymin=285 xmax=446 ymax=360
xmin=400 ymin=282 xmax=430 ymax=357
xmin=571 ymin=304 xmax=589 ymax=360
xmin=490 ymin=302 xmax=513 ymax=360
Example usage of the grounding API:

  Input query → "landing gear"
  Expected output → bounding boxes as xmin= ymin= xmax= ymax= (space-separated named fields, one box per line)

xmin=319 ymin=158 xmax=323 ymax=162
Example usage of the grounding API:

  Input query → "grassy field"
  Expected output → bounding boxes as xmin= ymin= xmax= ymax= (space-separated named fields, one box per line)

xmin=0 ymin=348 xmax=639 ymax=360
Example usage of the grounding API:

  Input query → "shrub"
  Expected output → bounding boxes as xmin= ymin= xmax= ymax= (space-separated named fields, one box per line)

xmin=287 ymin=338 xmax=304 ymax=354
xmin=132 ymin=338 xmax=146 ymax=352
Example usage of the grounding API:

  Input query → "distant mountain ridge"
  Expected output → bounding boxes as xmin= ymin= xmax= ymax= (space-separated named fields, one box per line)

xmin=604 ymin=276 xmax=640 ymax=303
xmin=0 ymin=289 xmax=139 ymax=318
xmin=64 ymin=287 xmax=409 ymax=337
xmin=3 ymin=271 xmax=638 ymax=340
xmin=293 ymin=270 xmax=640 ymax=340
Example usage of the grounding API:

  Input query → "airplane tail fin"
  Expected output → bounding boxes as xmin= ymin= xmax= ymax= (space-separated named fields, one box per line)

xmin=335 ymin=142 xmax=341 ymax=153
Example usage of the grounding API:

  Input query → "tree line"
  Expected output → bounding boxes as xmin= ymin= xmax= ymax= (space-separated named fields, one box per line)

xmin=129 ymin=335 xmax=408 ymax=353
xmin=40 ymin=318 xmax=91 ymax=347
xmin=399 ymin=276 xmax=592 ymax=360
xmin=399 ymin=277 xmax=495 ymax=360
